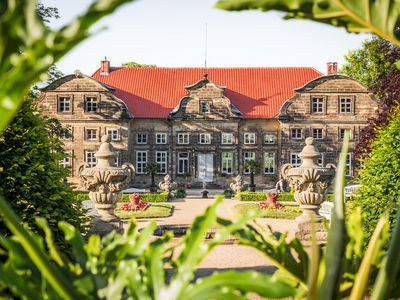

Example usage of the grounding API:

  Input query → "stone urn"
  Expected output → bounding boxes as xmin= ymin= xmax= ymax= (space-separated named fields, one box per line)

xmin=158 ymin=174 xmax=177 ymax=193
xmin=78 ymin=135 xmax=135 ymax=222
xmin=281 ymin=137 xmax=335 ymax=241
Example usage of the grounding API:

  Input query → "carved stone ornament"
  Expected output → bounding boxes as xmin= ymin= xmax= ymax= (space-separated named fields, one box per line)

xmin=158 ymin=174 xmax=177 ymax=193
xmin=281 ymin=137 xmax=335 ymax=241
xmin=78 ymin=135 xmax=135 ymax=222
xmin=230 ymin=175 xmax=245 ymax=193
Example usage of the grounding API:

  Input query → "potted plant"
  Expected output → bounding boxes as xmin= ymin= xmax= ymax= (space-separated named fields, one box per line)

xmin=243 ymin=160 xmax=262 ymax=192
xmin=145 ymin=161 xmax=159 ymax=192
xmin=129 ymin=193 xmax=140 ymax=205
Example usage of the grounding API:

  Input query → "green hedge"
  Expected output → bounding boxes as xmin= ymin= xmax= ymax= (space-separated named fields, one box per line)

xmin=75 ymin=193 xmax=90 ymax=202
xmin=75 ymin=192 xmax=170 ymax=203
xmin=237 ymin=192 xmax=266 ymax=201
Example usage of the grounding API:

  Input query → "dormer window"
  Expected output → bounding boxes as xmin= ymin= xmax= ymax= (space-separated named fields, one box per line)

xmin=85 ymin=97 xmax=98 ymax=112
xmin=200 ymin=101 xmax=211 ymax=113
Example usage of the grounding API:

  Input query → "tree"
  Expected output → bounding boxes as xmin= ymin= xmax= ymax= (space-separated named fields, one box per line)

xmin=243 ymin=160 xmax=262 ymax=192
xmin=145 ymin=161 xmax=159 ymax=192
xmin=122 ymin=61 xmax=157 ymax=68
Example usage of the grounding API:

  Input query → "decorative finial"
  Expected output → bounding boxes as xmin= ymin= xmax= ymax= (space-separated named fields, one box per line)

xmin=305 ymin=137 xmax=314 ymax=146
xmin=203 ymin=73 xmax=208 ymax=80
xmin=101 ymin=134 xmax=111 ymax=143
xmin=104 ymin=56 xmax=107 ymax=60
xmin=74 ymin=69 xmax=82 ymax=77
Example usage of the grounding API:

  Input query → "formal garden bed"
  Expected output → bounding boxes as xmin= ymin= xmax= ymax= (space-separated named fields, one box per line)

xmin=115 ymin=203 xmax=174 ymax=219
xmin=236 ymin=191 xmax=334 ymax=202
xmin=75 ymin=191 xmax=171 ymax=202
xmin=234 ymin=203 xmax=302 ymax=219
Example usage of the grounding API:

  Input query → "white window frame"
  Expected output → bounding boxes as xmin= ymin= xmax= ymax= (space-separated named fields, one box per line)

xmin=263 ymin=134 xmax=275 ymax=144
xmin=113 ymin=151 xmax=120 ymax=167
xmin=177 ymin=152 xmax=189 ymax=174
xmin=244 ymin=133 xmax=256 ymax=144
xmin=107 ymin=129 xmax=119 ymax=141
xmin=136 ymin=133 xmax=148 ymax=144
xmin=291 ymin=128 xmax=302 ymax=139
xmin=199 ymin=133 xmax=211 ymax=144
xmin=221 ymin=132 xmax=233 ymax=145
xmin=58 ymin=96 xmax=71 ymax=112
xmin=312 ymin=128 xmax=323 ymax=140
xmin=340 ymin=97 xmax=353 ymax=114
xmin=85 ymin=129 xmax=97 ymax=141
xmin=85 ymin=96 xmax=98 ymax=112
xmin=243 ymin=152 xmax=256 ymax=174
xmin=264 ymin=152 xmax=275 ymax=174
xmin=177 ymin=133 xmax=189 ymax=145
xmin=156 ymin=151 xmax=167 ymax=174
xmin=156 ymin=133 xmax=167 ymax=144
xmin=290 ymin=153 xmax=301 ymax=167
xmin=85 ymin=151 xmax=97 ymax=168
xmin=200 ymin=101 xmax=211 ymax=113
xmin=346 ymin=153 xmax=352 ymax=177
xmin=317 ymin=153 xmax=325 ymax=167
xmin=339 ymin=128 xmax=352 ymax=140
xmin=311 ymin=97 xmax=324 ymax=113
xmin=221 ymin=152 xmax=233 ymax=174
xmin=60 ymin=127 xmax=72 ymax=140
xmin=136 ymin=151 xmax=148 ymax=174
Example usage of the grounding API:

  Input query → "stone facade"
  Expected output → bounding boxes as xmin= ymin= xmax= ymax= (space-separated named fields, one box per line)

xmin=39 ymin=70 xmax=377 ymax=189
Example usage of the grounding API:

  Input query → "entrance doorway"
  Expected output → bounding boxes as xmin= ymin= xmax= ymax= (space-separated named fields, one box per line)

xmin=197 ymin=154 xmax=214 ymax=182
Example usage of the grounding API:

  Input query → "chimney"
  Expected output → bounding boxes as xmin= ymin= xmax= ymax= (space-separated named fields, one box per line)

xmin=100 ymin=57 xmax=110 ymax=76
xmin=326 ymin=62 xmax=338 ymax=75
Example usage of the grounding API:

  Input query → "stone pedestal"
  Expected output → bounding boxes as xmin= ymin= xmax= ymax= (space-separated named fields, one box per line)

xmin=88 ymin=217 xmax=124 ymax=236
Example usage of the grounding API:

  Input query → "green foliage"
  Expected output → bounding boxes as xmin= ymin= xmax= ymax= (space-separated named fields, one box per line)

xmin=214 ymin=0 xmax=400 ymax=48
xmin=355 ymin=105 xmax=400 ymax=240
xmin=75 ymin=193 xmax=90 ymax=202
xmin=122 ymin=61 xmax=157 ymax=68
xmin=115 ymin=203 xmax=174 ymax=219
xmin=223 ymin=188 xmax=235 ymax=199
xmin=237 ymin=192 xmax=265 ymax=201
xmin=242 ymin=160 xmax=261 ymax=174
xmin=0 ymin=95 xmax=89 ymax=246
xmin=120 ymin=192 xmax=170 ymax=203
xmin=0 ymin=196 xmax=296 ymax=299
xmin=234 ymin=203 xmax=301 ymax=219
xmin=173 ymin=189 xmax=187 ymax=198
xmin=278 ymin=192 xmax=333 ymax=202
xmin=0 ymin=0 xmax=133 ymax=134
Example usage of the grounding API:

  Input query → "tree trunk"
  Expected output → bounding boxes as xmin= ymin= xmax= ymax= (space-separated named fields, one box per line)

xmin=249 ymin=171 xmax=256 ymax=192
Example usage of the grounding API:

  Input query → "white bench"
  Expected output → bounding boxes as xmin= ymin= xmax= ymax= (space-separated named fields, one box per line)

xmin=319 ymin=201 xmax=334 ymax=221
xmin=344 ymin=184 xmax=361 ymax=198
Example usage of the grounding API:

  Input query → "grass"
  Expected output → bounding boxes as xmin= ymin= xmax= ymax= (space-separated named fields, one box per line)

xmin=115 ymin=203 xmax=174 ymax=219
xmin=234 ymin=203 xmax=302 ymax=219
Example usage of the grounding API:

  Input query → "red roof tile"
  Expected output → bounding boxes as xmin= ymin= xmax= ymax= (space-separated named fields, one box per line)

xmin=92 ymin=67 xmax=322 ymax=118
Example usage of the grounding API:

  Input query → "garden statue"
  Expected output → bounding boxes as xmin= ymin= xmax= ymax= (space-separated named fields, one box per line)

xmin=201 ymin=181 xmax=209 ymax=198
xmin=158 ymin=174 xmax=177 ymax=193
xmin=230 ymin=175 xmax=245 ymax=193
xmin=275 ymin=175 xmax=289 ymax=193
xmin=78 ymin=135 xmax=135 ymax=223
xmin=281 ymin=137 xmax=335 ymax=242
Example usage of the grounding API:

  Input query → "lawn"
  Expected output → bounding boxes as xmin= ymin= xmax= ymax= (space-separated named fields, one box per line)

xmin=115 ymin=203 xmax=174 ymax=219
xmin=234 ymin=203 xmax=302 ymax=219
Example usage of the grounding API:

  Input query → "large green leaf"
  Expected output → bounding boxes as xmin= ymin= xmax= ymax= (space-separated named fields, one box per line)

xmin=214 ymin=0 xmax=400 ymax=48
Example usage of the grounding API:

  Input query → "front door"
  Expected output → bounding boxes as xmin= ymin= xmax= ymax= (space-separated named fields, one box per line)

xmin=197 ymin=154 xmax=214 ymax=182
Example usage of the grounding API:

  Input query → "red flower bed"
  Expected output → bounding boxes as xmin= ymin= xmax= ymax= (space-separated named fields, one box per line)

xmin=119 ymin=201 xmax=150 ymax=211
xmin=259 ymin=192 xmax=283 ymax=209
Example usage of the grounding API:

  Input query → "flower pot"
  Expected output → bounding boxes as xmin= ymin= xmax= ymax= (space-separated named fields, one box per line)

xmin=130 ymin=194 xmax=140 ymax=205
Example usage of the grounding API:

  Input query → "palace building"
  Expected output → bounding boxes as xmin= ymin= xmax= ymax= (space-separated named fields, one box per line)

xmin=39 ymin=60 xmax=377 ymax=189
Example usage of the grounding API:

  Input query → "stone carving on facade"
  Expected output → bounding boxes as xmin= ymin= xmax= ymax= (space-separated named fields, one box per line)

xmin=78 ymin=135 xmax=135 ymax=222
xmin=158 ymin=174 xmax=177 ymax=193
xmin=281 ymin=137 xmax=335 ymax=242
xmin=230 ymin=175 xmax=246 ymax=193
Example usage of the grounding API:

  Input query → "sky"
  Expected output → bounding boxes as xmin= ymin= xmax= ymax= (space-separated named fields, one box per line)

xmin=42 ymin=0 xmax=370 ymax=76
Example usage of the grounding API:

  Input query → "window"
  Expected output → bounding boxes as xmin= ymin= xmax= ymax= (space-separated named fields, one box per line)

xmin=136 ymin=133 xmax=148 ymax=144
xmin=156 ymin=133 xmax=167 ymax=144
xmin=107 ymin=129 xmax=119 ymax=141
xmin=291 ymin=128 xmax=302 ymax=139
xmin=221 ymin=152 xmax=233 ymax=174
xmin=340 ymin=97 xmax=353 ymax=113
xmin=199 ymin=133 xmax=211 ymax=144
xmin=346 ymin=153 xmax=352 ymax=176
xmin=58 ymin=96 xmax=70 ymax=112
xmin=85 ymin=129 xmax=97 ymax=141
xmin=85 ymin=151 xmax=97 ymax=168
xmin=243 ymin=152 xmax=255 ymax=174
xmin=290 ymin=153 xmax=301 ymax=167
xmin=339 ymin=128 xmax=351 ymax=140
xmin=264 ymin=134 xmax=275 ymax=144
xmin=156 ymin=151 xmax=167 ymax=174
xmin=200 ymin=101 xmax=211 ymax=113
xmin=113 ymin=151 xmax=120 ymax=167
xmin=221 ymin=133 xmax=233 ymax=144
xmin=85 ymin=97 xmax=97 ymax=112
xmin=60 ymin=156 xmax=71 ymax=169
xmin=244 ymin=133 xmax=256 ymax=144
xmin=318 ymin=153 xmax=325 ymax=167
xmin=177 ymin=133 xmax=189 ymax=144
xmin=60 ymin=127 xmax=72 ymax=140
xmin=312 ymin=128 xmax=323 ymax=140
xmin=177 ymin=152 xmax=189 ymax=174
xmin=136 ymin=151 xmax=147 ymax=174
xmin=264 ymin=152 xmax=275 ymax=174
xmin=311 ymin=97 xmax=324 ymax=113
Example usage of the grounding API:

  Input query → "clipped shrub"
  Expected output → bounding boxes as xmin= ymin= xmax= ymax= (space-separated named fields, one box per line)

xmin=173 ymin=188 xmax=186 ymax=198
xmin=277 ymin=192 xmax=333 ymax=202
xmin=120 ymin=192 xmax=170 ymax=203
xmin=223 ymin=189 xmax=235 ymax=199
xmin=237 ymin=192 xmax=266 ymax=201
xmin=355 ymin=105 xmax=400 ymax=240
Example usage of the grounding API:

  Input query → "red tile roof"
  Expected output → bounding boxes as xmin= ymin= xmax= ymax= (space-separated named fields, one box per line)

xmin=92 ymin=67 xmax=322 ymax=118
